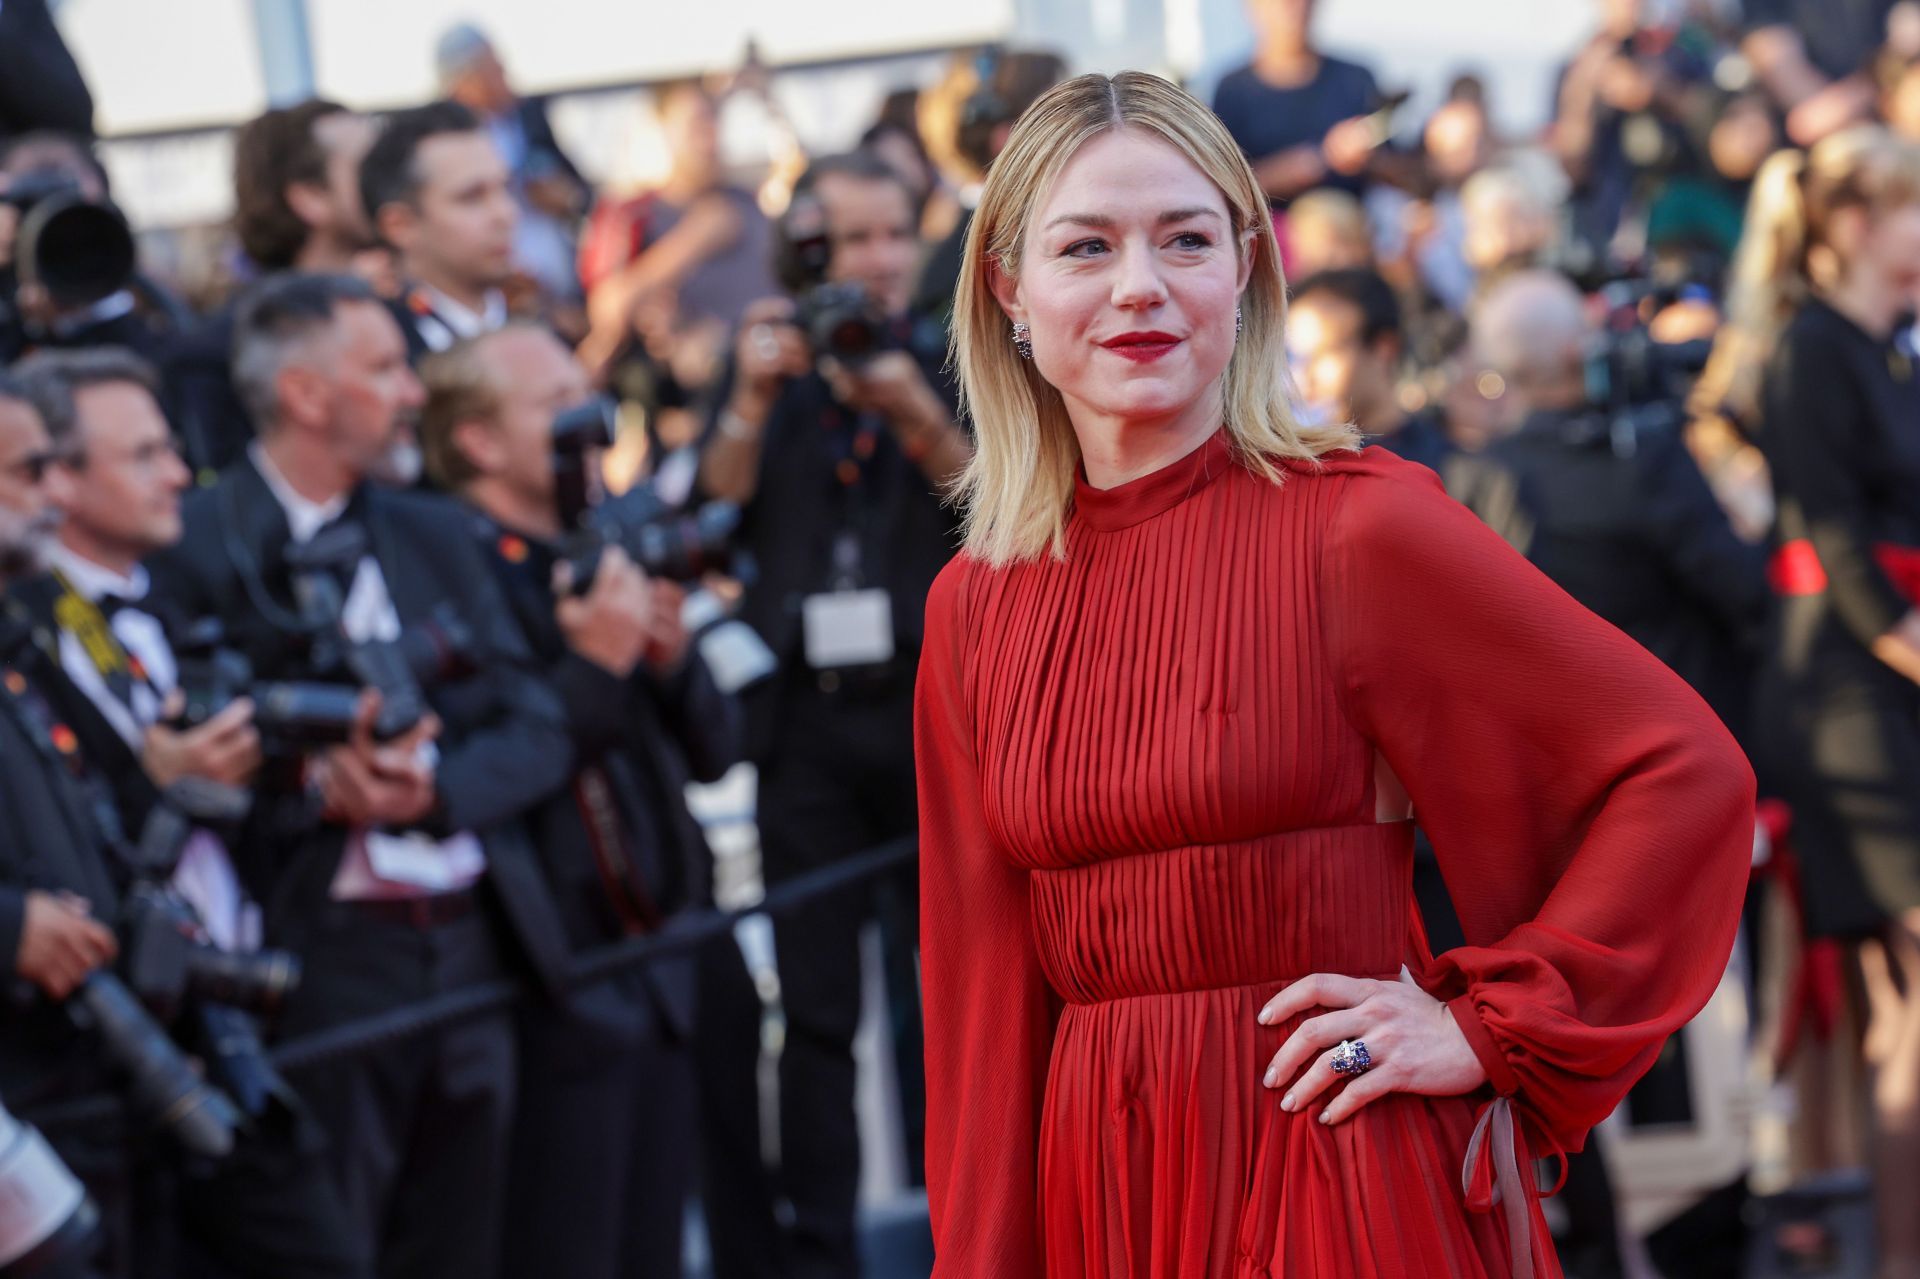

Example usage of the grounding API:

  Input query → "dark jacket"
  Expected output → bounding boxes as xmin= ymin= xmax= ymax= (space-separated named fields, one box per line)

xmin=467 ymin=509 xmax=742 ymax=1036
xmin=1461 ymin=406 xmax=1768 ymax=740
xmin=141 ymin=455 xmax=576 ymax=992
xmin=0 ymin=598 xmax=123 ymax=1112
xmin=0 ymin=0 xmax=93 ymax=142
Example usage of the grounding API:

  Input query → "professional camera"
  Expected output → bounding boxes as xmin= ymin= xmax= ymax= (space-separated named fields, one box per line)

xmin=0 ymin=170 xmax=138 ymax=310
xmin=1583 ymin=275 xmax=1713 ymax=425
xmin=67 ymin=972 xmax=241 ymax=1159
xmin=171 ymin=620 xmax=366 ymax=753
xmin=550 ymin=397 xmax=743 ymax=593
xmin=115 ymin=786 xmax=304 ymax=1125
xmin=121 ymin=887 xmax=298 ymax=1021
xmin=0 ymin=1098 xmax=100 ymax=1278
xmin=1585 ymin=325 xmax=1710 ymax=418
xmin=174 ymin=527 xmax=478 ymax=748
xmin=793 ymin=282 xmax=893 ymax=368
xmin=284 ymin=524 xmax=476 ymax=740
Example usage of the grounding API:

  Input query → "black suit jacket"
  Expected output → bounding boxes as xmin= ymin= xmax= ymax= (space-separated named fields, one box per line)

xmin=141 ymin=455 xmax=577 ymax=993
xmin=468 ymin=509 xmax=743 ymax=1036
xmin=0 ymin=600 xmax=124 ymax=1111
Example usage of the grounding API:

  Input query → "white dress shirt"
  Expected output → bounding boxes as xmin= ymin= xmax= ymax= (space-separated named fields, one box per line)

xmin=46 ymin=543 xmax=257 ymax=950
xmin=249 ymin=445 xmax=487 ymax=900
xmin=411 ymin=285 xmax=507 ymax=353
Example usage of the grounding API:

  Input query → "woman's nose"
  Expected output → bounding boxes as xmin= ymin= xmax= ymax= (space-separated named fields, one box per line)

xmin=1109 ymin=243 xmax=1170 ymax=310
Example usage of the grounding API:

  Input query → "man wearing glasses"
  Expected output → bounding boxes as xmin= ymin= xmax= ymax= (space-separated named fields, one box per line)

xmin=9 ymin=346 xmax=369 ymax=1279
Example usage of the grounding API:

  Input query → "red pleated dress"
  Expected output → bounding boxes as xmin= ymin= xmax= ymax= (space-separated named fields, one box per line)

xmin=915 ymin=432 xmax=1756 ymax=1279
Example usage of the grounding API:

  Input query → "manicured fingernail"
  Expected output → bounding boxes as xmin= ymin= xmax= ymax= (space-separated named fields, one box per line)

xmin=1318 ymin=1111 xmax=1332 ymax=1124
xmin=1263 ymin=1066 xmax=1277 ymax=1088
xmin=1281 ymin=1092 xmax=1294 ymax=1111
xmin=1256 ymin=1006 xmax=1271 ymax=1025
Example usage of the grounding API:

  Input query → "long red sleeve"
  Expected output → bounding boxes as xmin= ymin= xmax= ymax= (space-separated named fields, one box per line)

xmin=1322 ymin=460 xmax=1756 ymax=1153
xmin=916 ymin=559 xmax=1060 ymax=1278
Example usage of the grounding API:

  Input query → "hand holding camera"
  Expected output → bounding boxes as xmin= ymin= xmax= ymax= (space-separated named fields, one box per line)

xmin=15 ymin=890 xmax=116 ymax=1001
xmin=640 ymin=578 xmax=691 ymax=675
xmin=142 ymin=693 xmax=262 ymax=790
xmin=818 ymin=350 xmax=943 ymax=430
xmin=730 ymin=296 xmax=811 ymax=423
xmin=313 ymin=690 xmax=442 ymax=828
xmin=554 ymin=547 xmax=656 ymax=679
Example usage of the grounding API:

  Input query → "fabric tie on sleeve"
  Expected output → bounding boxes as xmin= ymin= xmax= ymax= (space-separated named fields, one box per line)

xmin=1461 ymin=1096 xmax=1566 ymax=1279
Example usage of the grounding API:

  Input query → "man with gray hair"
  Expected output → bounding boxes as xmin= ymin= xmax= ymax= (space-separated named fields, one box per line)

xmin=9 ymin=344 xmax=375 ymax=1278
xmin=144 ymin=271 xmax=577 ymax=1279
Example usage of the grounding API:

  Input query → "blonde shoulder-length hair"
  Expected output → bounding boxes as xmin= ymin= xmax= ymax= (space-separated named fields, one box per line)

xmin=950 ymin=70 xmax=1359 ymax=567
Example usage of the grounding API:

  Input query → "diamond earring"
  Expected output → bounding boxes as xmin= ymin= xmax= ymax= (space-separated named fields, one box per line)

xmin=1012 ymin=321 xmax=1033 ymax=359
xmin=1235 ymin=307 xmax=1243 ymax=338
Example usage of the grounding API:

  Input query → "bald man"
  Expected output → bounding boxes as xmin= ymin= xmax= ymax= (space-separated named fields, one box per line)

xmin=1468 ymin=269 xmax=1592 ymax=436
xmin=1463 ymin=270 xmax=1766 ymax=735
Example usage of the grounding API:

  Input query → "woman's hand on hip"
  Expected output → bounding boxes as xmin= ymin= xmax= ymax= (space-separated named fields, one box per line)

xmin=1256 ymin=968 xmax=1488 ymax=1124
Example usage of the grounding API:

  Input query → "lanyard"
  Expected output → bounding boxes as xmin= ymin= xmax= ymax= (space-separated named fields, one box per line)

xmin=51 ymin=570 xmax=135 ymax=684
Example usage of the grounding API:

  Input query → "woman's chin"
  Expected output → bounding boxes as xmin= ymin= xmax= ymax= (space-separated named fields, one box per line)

xmin=1077 ymin=382 xmax=1203 ymax=424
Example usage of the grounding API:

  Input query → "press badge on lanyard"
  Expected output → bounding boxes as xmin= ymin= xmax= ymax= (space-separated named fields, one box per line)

xmin=801 ymin=529 xmax=894 ymax=670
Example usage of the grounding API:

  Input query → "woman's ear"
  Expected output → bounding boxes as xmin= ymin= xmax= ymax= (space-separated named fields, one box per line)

xmin=1236 ymin=227 xmax=1259 ymax=297
xmin=987 ymin=250 xmax=1024 ymax=322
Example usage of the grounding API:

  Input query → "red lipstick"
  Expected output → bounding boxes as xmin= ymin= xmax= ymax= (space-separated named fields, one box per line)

xmin=1099 ymin=330 xmax=1182 ymax=363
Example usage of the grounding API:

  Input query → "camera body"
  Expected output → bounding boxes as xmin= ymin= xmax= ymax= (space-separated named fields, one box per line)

xmin=548 ymin=398 xmax=744 ymax=593
xmin=173 ymin=524 xmax=478 ymax=751
xmin=120 ymin=885 xmax=300 ymax=1022
xmin=171 ymin=620 xmax=366 ymax=753
xmin=793 ymin=282 xmax=894 ymax=369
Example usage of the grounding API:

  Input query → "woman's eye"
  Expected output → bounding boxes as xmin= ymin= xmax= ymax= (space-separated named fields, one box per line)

xmin=1062 ymin=239 xmax=1108 ymax=258
xmin=1170 ymin=232 xmax=1213 ymax=250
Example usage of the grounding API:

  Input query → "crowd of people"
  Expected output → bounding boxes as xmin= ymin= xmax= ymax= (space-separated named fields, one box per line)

xmin=0 ymin=0 xmax=1915 ymax=1274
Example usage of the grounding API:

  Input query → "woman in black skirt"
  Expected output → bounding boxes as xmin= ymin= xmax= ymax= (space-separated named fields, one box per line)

xmin=1732 ymin=127 xmax=1920 ymax=1277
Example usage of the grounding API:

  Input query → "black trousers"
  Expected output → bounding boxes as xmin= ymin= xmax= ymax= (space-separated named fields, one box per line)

xmin=756 ymin=677 xmax=925 ymax=1279
xmin=278 ymin=901 xmax=516 ymax=1279
xmin=502 ymin=976 xmax=696 ymax=1279
xmin=173 ymin=1106 xmax=372 ymax=1279
xmin=695 ymin=936 xmax=786 ymax=1279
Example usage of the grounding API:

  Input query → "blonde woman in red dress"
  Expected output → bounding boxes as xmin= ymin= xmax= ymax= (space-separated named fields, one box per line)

xmin=915 ymin=71 xmax=1756 ymax=1278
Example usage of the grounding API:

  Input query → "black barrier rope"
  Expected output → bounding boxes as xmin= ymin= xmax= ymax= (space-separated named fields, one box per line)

xmin=23 ymin=833 xmax=920 ymax=1135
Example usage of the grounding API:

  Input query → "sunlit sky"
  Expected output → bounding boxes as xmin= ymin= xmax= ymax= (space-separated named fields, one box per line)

xmin=59 ymin=0 xmax=1594 ymax=137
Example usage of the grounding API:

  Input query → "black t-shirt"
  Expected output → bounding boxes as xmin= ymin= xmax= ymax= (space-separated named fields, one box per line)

xmin=1211 ymin=57 xmax=1381 ymax=196
xmin=1742 ymin=0 xmax=1894 ymax=80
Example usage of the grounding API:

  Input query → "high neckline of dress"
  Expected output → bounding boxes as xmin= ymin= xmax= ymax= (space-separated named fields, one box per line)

xmin=1073 ymin=428 xmax=1235 ymax=532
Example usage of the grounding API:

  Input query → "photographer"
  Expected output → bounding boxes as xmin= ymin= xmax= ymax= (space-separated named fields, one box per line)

xmin=166 ymin=99 xmax=380 ymax=476
xmin=1463 ymin=269 xmax=1767 ymax=737
xmin=697 ymin=149 xmax=969 ymax=1278
xmin=0 ymin=372 xmax=133 ymax=1274
xmin=142 ymin=273 xmax=574 ymax=1279
xmin=359 ymin=102 xmax=519 ymax=360
xmin=0 ymin=133 xmax=175 ymax=368
xmin=9 ymin=346 xmax=370 ymax=1279
xmin=420 ymin=322 xmax=743 ymax=1279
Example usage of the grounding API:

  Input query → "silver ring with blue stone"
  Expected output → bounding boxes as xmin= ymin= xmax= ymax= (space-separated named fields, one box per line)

xmin=1330 ymin=1038 xmax=1373 ymax=1076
